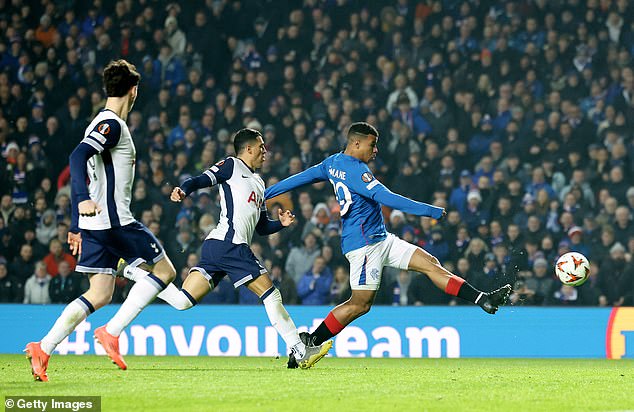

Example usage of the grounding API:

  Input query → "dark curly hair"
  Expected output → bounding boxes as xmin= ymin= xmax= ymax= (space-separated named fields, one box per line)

xmin=103 ymin=59 xmax=140 ymax=97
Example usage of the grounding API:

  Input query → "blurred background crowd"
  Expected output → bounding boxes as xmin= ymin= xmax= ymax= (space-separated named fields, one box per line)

xmin=1 ymin=0 xmax=633 ymax=307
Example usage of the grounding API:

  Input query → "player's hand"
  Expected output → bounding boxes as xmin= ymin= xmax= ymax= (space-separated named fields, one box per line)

xmin=67 ymin=231 xmax=82 ymax=256
xmin=78 ymin=199 xmax=101 ymax=217
xmin=279 ymin=209 xmax=295 ymax=226
xmin=171 ymin=187 xmax=186 ymax=202
xmin=437 ymin=208 xmax=447 ymax=220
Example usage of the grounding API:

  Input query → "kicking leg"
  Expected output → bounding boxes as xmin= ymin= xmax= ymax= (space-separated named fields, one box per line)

xmin=27 ymin=274 xmax=114 ymax=381
xmin=408 ymin=248 xmax=510 ymax=314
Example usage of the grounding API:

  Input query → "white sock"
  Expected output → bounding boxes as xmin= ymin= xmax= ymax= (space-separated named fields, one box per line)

xmin=41 ymin=297 xmax=93 ymax=355
xmin=123 ymin=265 xmax=148 ymax=282
xmin=261 ymin=288 xmax=304 ymax=357
xmin=158 ymin=283 xmax=196 ymax=310
xmin=106 ymin=274 xmax=165 ymax=336
xmin=124 ymin=267 xmax=192 ymax=309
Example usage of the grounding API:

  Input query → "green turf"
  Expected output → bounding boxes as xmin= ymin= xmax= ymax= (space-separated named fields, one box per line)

xmin=2 ymin=355 xmax=633 ymax=411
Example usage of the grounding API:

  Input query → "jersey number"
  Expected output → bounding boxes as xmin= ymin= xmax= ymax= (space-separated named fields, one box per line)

xmin=330 ymin=179 xmax=352 ymax=216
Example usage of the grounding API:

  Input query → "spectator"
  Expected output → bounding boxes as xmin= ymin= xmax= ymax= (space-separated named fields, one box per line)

xmin=285 ymin=232 xmax=320 ymax=284
xmin=449 ymin=170 xmax=473 ymax=216
xmin=9 ymin=244 xmax=36 ymax=283
xmin=164 ymin=16 xmax=186 ymax=58
xmin=269 ymin=264 xmax=298 ymax=305
xmin=598 ymin=243 xmax=633 ymax=306
xmin=48 ymin=261 xmax=82 ymax=303
xmin=613 ymin=206 xmax=634 ymax=246
xmin=23 ymin=261 xmax=52 ymax=304
xmin=329 ymin=265 xmax=351 ymax=305
xmin=42 ymin=239 xmax=76 ymax=277
xmin=389 ymin=270 xmax=412 ymax=306
xmin=525 ymin=257 xmax=556 ymax=305
xmin=297 ymin=256 xmax=332 ymax=305
xmin=0 ymin=262 xmax=24 ymax=303
xmin=425 ymin=226 xmax=449 ymax=263
xmin=36 ymin=210 xmax=57 ymax=246
xmin=567 ymin=226 xmax=591 ymax=257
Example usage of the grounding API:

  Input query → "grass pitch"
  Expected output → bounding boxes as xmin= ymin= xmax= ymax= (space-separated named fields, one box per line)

xmin=1 ymin=355 xmax=632 ymax=411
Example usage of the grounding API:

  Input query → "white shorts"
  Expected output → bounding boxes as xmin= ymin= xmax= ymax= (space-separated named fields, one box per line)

xmin=345 ymin=233 xmax=417 ymax=290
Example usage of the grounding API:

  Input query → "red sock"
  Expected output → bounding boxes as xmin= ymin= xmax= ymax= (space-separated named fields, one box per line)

xmin=311 ymin=312 xmax=345 ymax=345
xmin=324 ymin=312 xmax=345 ymax=334
xmin=445 ymin=275 xmax=482 ymax=303
xmin=445 ymin=275 xmax=465 ymax=296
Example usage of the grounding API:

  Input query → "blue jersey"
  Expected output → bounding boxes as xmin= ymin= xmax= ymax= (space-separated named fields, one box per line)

xmin=265 ymin=153 xmax=444 ymax=254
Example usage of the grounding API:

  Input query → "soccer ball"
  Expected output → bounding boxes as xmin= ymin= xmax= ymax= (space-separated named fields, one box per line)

xmin=554 ymin=252 xmax=590 ymax=286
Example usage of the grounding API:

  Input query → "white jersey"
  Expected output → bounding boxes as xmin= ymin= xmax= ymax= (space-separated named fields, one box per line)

xmin=78 ymin=109 xmax=136 ymax=230
xmin=204 ymin=157 xmax=265 ymax=245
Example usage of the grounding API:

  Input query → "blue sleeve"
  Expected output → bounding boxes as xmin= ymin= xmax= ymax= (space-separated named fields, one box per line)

xmin=180 ymin=174 xmax=212 ymax=197
xmin=80 ymin=119 xmax=121 ymax=152
xmin=255 ymin=209 xmax=284 ymax=235
xmin=264 ymin=162 xmax=327 ymax=199
xmin=69 ymin=142 xmax=99 ymax=232
xmin=346 ymin=164 xmax=444 ymax=219
xmin=181 ymin=158 xmax=234 ymax=197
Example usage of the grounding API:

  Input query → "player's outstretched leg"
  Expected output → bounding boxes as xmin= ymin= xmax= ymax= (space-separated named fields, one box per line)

xmin=96 ymin=257 xmax=176 ymax=369
xmin=477 ymin=284 xmax=512 ymax=314
xmin=408 ymin=248 xmax=511 ymax=314
xmin=25 ymin=274 xmax=113 ymax=381
xmin=116 ymin=259 xmax=201 ymax=310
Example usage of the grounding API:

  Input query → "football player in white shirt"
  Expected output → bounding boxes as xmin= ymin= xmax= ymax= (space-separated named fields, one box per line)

xmin=25 ymin=60 xmax=177 ymax=381
xmin=119 ymin=128 xmax=332 ymax=369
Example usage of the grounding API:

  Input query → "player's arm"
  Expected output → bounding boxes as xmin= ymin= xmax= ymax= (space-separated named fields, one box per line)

xmin=255 ymin=207 xmax=295 ymax=235
xmin=372 ymin=185 xmax=445 ymax=218
xmin=263 ymin=162 xmax=327 ymax=199
xmin=68 ymin=119 xmax=122 ymax=254
xmin=349 ymin=167 xmax=445 ymax=219
xmin=171 ymin=158 xmax=234 ymax=202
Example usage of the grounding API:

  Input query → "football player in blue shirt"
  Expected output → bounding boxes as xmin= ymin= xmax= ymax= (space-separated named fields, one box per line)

xmin=265 ymin=122 xmax=511 ymax=365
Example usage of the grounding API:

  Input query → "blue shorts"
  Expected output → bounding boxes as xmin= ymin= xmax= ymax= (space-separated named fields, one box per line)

xmin=190 ymin=239 xmax=267 ymax=288
xmin=76 ymin=221 xmax=165 ymax=275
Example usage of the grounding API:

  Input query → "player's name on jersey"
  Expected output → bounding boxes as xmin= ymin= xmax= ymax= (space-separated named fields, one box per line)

xmin=328 ymin=167 xmax=346 ymax=180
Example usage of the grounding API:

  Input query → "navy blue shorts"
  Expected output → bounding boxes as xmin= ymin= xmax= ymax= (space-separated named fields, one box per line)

xmin=190 ymin=239 xmax=267 ymax=288
xmin=76 ymin=221 xmax=165 ymax=275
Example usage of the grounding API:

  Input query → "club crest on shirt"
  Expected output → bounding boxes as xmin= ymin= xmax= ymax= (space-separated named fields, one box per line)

xmin=97 ymin=123 xmax=110 ymax=135
xmin=361 ymin=172 xmax=374 ymax=183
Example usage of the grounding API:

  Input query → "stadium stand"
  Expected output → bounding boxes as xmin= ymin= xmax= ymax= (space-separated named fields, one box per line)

xmin=0 ymin=0 xmax=633 ymax=306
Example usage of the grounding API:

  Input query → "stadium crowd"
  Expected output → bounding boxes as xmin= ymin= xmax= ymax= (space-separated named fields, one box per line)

xmin=1 ymin=0 xmax=634 ymax=307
